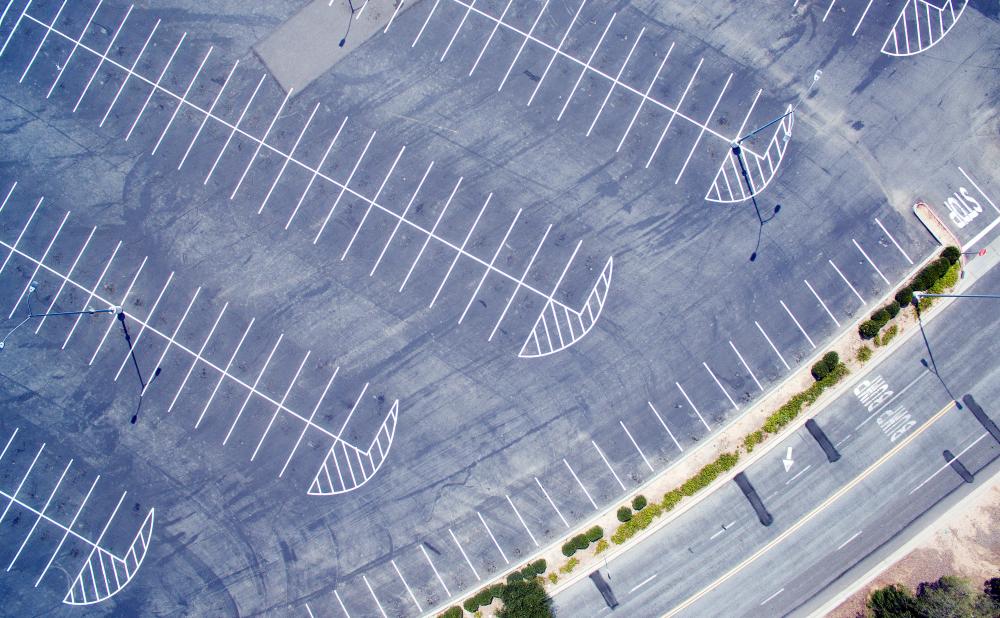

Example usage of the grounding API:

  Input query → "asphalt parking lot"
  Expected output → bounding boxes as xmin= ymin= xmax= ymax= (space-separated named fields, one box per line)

xmin=0 ymin=0 xmax=997 ymax=615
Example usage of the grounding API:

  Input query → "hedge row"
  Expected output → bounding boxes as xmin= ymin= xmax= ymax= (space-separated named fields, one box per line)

xmin=918 ymin=261 xmax=961 ymax=310
xmin=561 ymin=526 xmax=603 ymax=557
xmin=463 ymin=584 xmax=504 ymax=613
xmin=459 ymin=559 xmax=548 ymax=613
xmin=763 ymin=363 xmax=848 ymax=434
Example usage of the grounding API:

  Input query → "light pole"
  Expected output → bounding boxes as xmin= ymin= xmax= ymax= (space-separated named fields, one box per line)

xmin=339 ymin=0 xmax=358 ymax=47
xmin=1 ymin=281 xmax=119 ymax=350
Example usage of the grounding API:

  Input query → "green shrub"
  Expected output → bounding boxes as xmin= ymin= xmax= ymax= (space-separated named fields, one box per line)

xmin=743 ymin=430 xmax=764 ymax=453
xmin=464 ymin=597 xmax=480 ymax=613
xmin=586 ymin=526 xmax=603 ymax=543
xmin=871 ymin=309 xmax=891 ymax=326
xmin=856 ymin=345 xmax=872 ymax=363
xmin=822 ymin=350 xmax=839 ymax=368
xmin=811 ymin=358 xmax=830 ymax=381
xmin=875 ymin=324 xmax=898 ymax=347
xmin=507 ymin=571 xmax=524 ymax=584
xmin=558 ymin=557 xmax=579 ymax=574
xmin=859 ymin=319 xmax=881 ymax=339
xmin=529 ymin=559 xmax=546 ymax=576
xmin=942 ymin=245 xmax=961 ymax=264
xmin=561 ymin=541 xmax=577 ymax=557
xmin=919 ymin=261 xmax=962 ymax=310
xmin=594 ymin=539 xmax=608 ymax=554
xmin=497 ymin=578 xmax=553 ymax=618
xmin=439 ymin=607 xmax=463 ymax=618
xmin=547 ymin=572 xmax=558 ymax=585
xmin=617 ymin=506 xmax=633 ymax=522
xmin=632 ymin=495 xmax=647 ymax=511
xmin=895 ymin=286 xmax=913 ymax=306
xmin=885 ymin=300 xmax=900 ymax=318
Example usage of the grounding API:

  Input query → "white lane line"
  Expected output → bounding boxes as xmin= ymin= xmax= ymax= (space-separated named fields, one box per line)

xmin=780 ymin=300 xmax=816 ymax=349
xmin=591 ymin=440 xmax=626 ymax=491
xmin=729 ymin=340 xmax=763 ymax=392
xmin=419 ymin=544 xmax=452 ymax=597
xmin=506 ymin=494 xmax=539 ymax=547
xmin=648 ymin=401 xmax=684 ymax=451
xmin=535 ymin=476 xmax=569 ymax=529
xmin=629 ymin=573 xmax=658 ymax=594
xmin=152 ymin=45 xmax=213 ymax=155
xmin=829 ymin=259 xmax=865 ymax=305
xmin=755 ymin=320 xmax=791 ymax=371
xmin=477 ymin=511 xmax=510 ymax=564
xmin=586 ymin=26 xmax=645 ymax=137
xmin=563 ymin=458 xmax=599 ymax=510
xmin=703 ymin=362 xmax=739 ymax=411
xmin=835 ymin=531 xmax=862 ymax=551
xmin=618 ymin=42 xmax=673 ymax=152
xmin=362 ymin=575 xmax=387 ymax=618
xmin=852 ymin=0 xmax=874 ymax=36
xmin=874 ymin=218 xmax=913 ymax=265
xmin=231 ymin=88 xmax=294 ymax=199
xmin=785 ymin=463 xmax=811 ymax=485
xmin=675 ymin=383 xmax=711 ymax=432
xmin=557 ymin=13 xmax=617 ymax=122
xmin=392 ymin=559 xmax=422 ymax=612
xmin=179 ymin=59 xmax=239 ymax=169
xmin=334 ymin=590 xmax=352 ymax=618
xmin=526 ymin=0 xmax=586 ymax=106
xmin=468 ymin=0 xmax=513 ymax=76
xmin=497 ymin=0 xmax=550 ymax=92
xmin=855 ymin=370 xmax=928 ymax=430
xmin=804 ymin=279 xmax=841 ymax=327
xmin=909 ymin=432 xmax=988 ymax=495
xmin=834 ymin=433 xmax=851 ymax=448
xmin=760 ymin=588 xmax=784 ymax=606
xmin=620 ymin=420 xmax=654 ymax=472
xmin=852 ymin=238 xmax=890 ymax=285
xmin=709 ymin=527 xmax=726 ymax=540
xmin=674 ymin=72 xmax=733 ymax=184
xmin=449 ymin=528 xmax=481 ymax=580
xmin=646 ymin=58 xmax=703 ymax=169
xmin=958 ymin=166 xmax=1000 ymax=213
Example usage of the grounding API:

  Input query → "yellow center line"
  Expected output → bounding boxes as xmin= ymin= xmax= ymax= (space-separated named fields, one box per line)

xmin=664 ymin=400 xmax=957 ymax=617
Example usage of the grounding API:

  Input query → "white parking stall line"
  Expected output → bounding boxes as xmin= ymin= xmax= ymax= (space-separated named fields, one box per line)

xmin=35 ymin=225 xmax=96 ymax=333
xmin=139 ymin=286 xmax=202 ymax=396
xmin=313 ymin=129 xmax=377 ymax=244
xmin=458 ymin=209 xmax=521 ymax=324
xmin=179 ymin=59 xmax=239 ymax=170
xmin=586 ymin=27 xmax=645 ymax=137
xmin=497 ymin=0 xmax=550 ymax=92
xmin=371 ymin=161 xmax=434 ymax=277
xmin=0 ymin=443 xmax=45 ymax=524
xmin=468 ymin=0 xmax=513 ymax=77
xmin=419 ymin=543 xmax=452 ymax=597
xmin=112 ymin=272 xmax=176 ymax=382
xmin=19 ymin=0 xmax=66 ymax=84
xmin=420 ymin=180 xmax=474 ymax=299
xmin=822 ymin=0 xmax=836 ymax=22
xmin=334 ymin=590 xmax=352 ymax=618
xmin=703 ymin=362 xmax=738 ymax=411
xmin=342 ymin=146 xmax=406 ymax=260
xmin=0 ymin=428 xmax=18 ymax=461
xmin=505 ymin=494 xmax=539 ymax=547
xmin=449 ymin=528 xmax=481 ymax=580
xmin=562 ymin=458 xmax=598 ymax=510
xmin=384 ymin=0 xmax=405 ymax=33
xmin=251 ymin=350 xmax=311 ymax=461
xmin=231 ymin=88 xmax=294 ymax=199
xmin=647 ymin=401 xmax=684 ymax=451
xmin=477 ymin=510 xmax=510 ymax=564
xmin=909 ymin=432 xmax=988 ymax=496
xmin=62 ymin=240 xmax=122 ymax=349
xmin=619 ymin=420 xmax=654 ymax=472
xmin=629 ymin=573 xmax=657 ymax=594
xmin=556 ymin=13 xmax=616 ymax=122
xmin=36 ymin=473 xmax=99 ymax=587
xmin=674 ymin=383 xmax=711 ymax=433
xmin=168 ymin=302 xmax=228 ymax=412
xmin=0 ymin=196 xmax=43 ymax=277
xmin=195 ymin=317 xmax=255 ymax=428
xmin=803 ymin=279 xmax=840 ymax=327
xmin=779 ymin=300 xmax=816 ymax=349
xmin=0 ymin=0 xmax=33 ymax=58
xmin=526 ymin=0 xmax=586 ymax=106
xmin=391 ymin=559 xmax=423 ymax=612
xmin=71 ymin=4 xmax=132 ymax=111
xmin=152 ymin=45 xmax=213 ymax=155
xmin=411 ymin=0 xmax=442 ymax=48
xmin=617 ymin=42 xmax=673 ymax=152
xmin=835 ymin=531 xmax=862 ymax=551
xmin=0 ymin=181 xmax=15 ymax=214
xmin=362 ymin=575 xmax=387 ymax=618
xmin=674 ymin=72 xmax=732 ymax=184
xmin=8 ymin=210 xmax=70 ymax=319
xmin=6 ymin=458 xmax=72 ymax=571
xmin=279 ymin=366 xmax=338 ymax=477
xmin=829 ymin=259 xmax=865 ymax=305
xmin=852 ymin=238 xmax=890 ymax=285
xmin=958 ymin=166 xmax=1000 ymax=213
xmin=852 ymin=0 xmax=874 ymax=36
xmin=645 ymin=58 xmax=702 ymax=169
xmin=259 ymin=102 xmax=321 ymax=215
xmin=88 ymin=256 xmax=148 ymax=365
xmin=305 ymin=603 xmax=315 ymax=618
xmin=488 ymin=224 xmax=550 ymax=341
xmin=729 ymin=340 xmax=763 ymax=392
xmin=286 ymin=116 xmax=349 ymax=230
xmin=590 ymin=440 xmax=626 ymax=491
xmin=204 ymin=72 xmax=267 ymax=185
xmin=534 ymin=476 xmax=569 ymax=529
xmin=440 ymin=0 xmax=476 ymax=62
xmin=874 ymin=218 xmax=913 ymax=265
xmin=101 ymin=21 xmax=163 ymax=131
xmin=754 ymin=320 xmax=790 ymax=371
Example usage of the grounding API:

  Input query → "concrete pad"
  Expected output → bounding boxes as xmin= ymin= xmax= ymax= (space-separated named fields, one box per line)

xmin=254 ymin=0 xmax=404 ymax=95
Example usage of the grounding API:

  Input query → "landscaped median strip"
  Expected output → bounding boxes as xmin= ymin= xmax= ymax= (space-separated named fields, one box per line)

xmin=433 ymin=246 xmax=964 ymax=618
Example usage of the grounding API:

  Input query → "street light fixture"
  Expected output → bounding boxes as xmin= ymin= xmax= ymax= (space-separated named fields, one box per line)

xmin=0 ymin=281 xmax=119 ymax=350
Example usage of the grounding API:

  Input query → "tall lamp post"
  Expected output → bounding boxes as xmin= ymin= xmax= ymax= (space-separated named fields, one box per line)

xmin=1 ymin=281 xmax=119 ymax=350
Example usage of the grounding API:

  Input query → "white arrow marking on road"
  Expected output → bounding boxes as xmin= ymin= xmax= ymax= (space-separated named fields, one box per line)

xmin=782 ymin=447 xmax=794 ymax=472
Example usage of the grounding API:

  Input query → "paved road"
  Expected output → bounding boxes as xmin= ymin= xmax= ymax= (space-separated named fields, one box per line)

xmin=553 ymin=259 xmax=1000 ymax=617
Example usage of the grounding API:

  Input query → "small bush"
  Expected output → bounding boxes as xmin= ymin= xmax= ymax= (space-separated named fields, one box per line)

xmin=743 ymin=430 xmax=764 ymax=453
xmin=885 ymin=300 xmax=900 ymax=319
xmin=594 ymin=539 xmax=608 ymax=554
xmin=497 ymin=578 xmax=553 ymax=618
xmin=561 ymin=541 xmax=577 ymax=557
xmin=859 ymin=319 xmax=882 ymax=340
xmin=942 ymin=245 xmax=961 ymax=264
xmin=586 ymin=526 xmax=603 ymax=543
xmin=507 ymin=571 xmax=524 ymax=584
xmin=632 ymin=495 xmax=647 ymax=511
xmin=875 ymin=324 xmax=898 ymax=347
xmin=811 ymin=358 xmax=830 ymax=381
xmin=617 ymin=506 xmax=633 ymax=522
xmin=439 ymin=607 xmax=463 ymax=618
xmin=464 ymin=597 xmax=480 ymax=613
xmin=547 ymin=572 xmax=558 ymax=585
xmin=856 ymin=345 xmax=872 ymax=363
xmin=559 ymin=558 xmax=579 ymax=574
xmin=871 ymin=309 xmax=891 ymax=326
xmin=822 ymin=350 xmax=839 ymax=368
xmin=895 ymin=286 xmax=913 ymax=306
